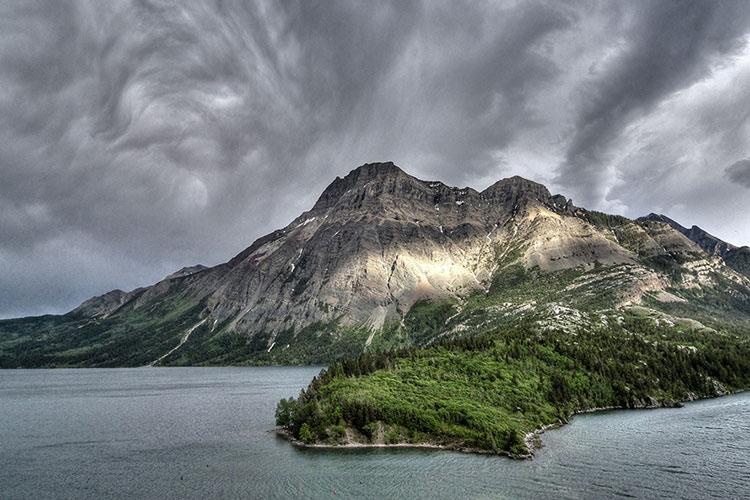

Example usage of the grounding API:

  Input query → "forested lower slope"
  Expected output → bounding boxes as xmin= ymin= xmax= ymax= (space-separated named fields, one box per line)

xmin=277 ymin=310 xmax=750 ymax=456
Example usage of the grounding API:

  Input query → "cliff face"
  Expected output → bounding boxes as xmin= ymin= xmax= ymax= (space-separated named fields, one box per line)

xmin=205 ymin=165 xmax=574 ymax=334
xmin=2 ymin=162 xmax=749 ymax=367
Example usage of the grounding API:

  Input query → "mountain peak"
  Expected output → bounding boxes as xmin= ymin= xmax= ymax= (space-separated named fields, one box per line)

xmin=639 ymin=213 xmax=674 ymax=224
xmin=336 ymin=162 xmax=407 ymax=186
xmin=313 ymin=164 xmax=565 ymax=214
xmin=481 ymin=175 xmax=554 ymax=208
xmin=637 ymin=213 xmax=736 ymax=256
xmin=349 ymin=161 xmax=404 ymax=177
xmin=483 ymin=175 xmax=551 ymax=195
xmin=312 ymin=162 xmax=412 ymax=210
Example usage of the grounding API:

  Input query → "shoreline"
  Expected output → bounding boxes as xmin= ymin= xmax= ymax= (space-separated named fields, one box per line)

xmin=279 ymin=389 xmax=747 ymax=460
xmin=524 ymin=389 xmax=747 ymax=456
xmin=274 ymin=427 xmax=525 ymax=459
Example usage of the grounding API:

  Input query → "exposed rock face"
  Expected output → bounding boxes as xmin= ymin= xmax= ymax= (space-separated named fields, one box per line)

xmin=52 ymin=162 xmax=750 ymax=353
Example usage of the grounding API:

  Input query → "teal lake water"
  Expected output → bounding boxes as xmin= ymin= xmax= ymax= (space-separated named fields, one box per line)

xmin=1 ymin=367 xmax=748 ymax=499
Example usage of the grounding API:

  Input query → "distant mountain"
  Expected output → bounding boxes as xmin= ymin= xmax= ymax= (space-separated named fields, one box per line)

xmin=1 ymin=162 xmax=749 ymax=367
xmin=635 ymin=214 xmax=750 ymax=282
xmin=725 ymin=247 xmax=750 ymax=278
xmin=636 ymin=213 xmax=736 ymax=257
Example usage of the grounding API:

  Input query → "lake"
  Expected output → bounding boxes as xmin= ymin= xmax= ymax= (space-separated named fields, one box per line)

xmin=0 ymin=367 xmax=748 ymax=499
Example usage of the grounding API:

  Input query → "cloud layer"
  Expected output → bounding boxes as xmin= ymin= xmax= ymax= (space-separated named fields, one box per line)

xmin=726 ymin=159 xmax=750 ymax=188
xmin=1 ymin=0 xmax=750 ymax=317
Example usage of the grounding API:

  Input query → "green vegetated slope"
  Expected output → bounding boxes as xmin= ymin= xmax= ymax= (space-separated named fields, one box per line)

xmin=0 ymin=290 xmax=206 ymax=368
xmin=0 ymin=311 xmax=378 ymax=368
xmin=277 ymin=264 xmax=750 ymax=457
xmin=0 ymin=305 xmax=368 ymax=368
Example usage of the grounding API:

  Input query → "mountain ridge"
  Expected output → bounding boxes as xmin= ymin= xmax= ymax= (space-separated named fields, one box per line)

xmin=1 ymin=162 xmax=749 ymax=367
xmin=71 ymin=164 xmax=749 ymax=322
xmin=637 ymin=213 xmax=737 ymax=256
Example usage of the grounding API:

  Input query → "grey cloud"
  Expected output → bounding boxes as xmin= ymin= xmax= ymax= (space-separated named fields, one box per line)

xmin=597 ymin=46 xmax=750 ymax=248
xmin=308 ymin=1 xmax=576 ymax=184
xmin=405 ymin=1 xmax=574 ymax=180
xmin=0 ymin=0 xmax=429 ymax=317
xmin=726 ymin=159 xmax=750 ymax=188
xmin=557 ymin=0 xmax=750 ymax=206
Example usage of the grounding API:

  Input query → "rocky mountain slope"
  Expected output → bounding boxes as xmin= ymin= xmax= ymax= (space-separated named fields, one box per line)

xmin=1 ymin=162 xmax=749 ymax=367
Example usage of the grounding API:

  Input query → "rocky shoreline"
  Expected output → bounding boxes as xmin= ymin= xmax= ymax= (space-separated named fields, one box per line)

xmin=274 ymin=427 xmax=526 ymax=459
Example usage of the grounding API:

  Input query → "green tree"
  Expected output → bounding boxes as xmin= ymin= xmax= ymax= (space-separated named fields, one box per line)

xmin=299 ymin=423 xmax=315 ymax=444
xmin=275 ymin=398 xmax=293 ymax=427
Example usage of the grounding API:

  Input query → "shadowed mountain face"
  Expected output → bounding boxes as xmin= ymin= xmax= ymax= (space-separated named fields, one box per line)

xmin=2 ymin=162 xmax=749 ymax=367
xmin=637 ymin=213 xmax=736 ymax=257
xmin=637 ymin=213 xmax=750 ymax=279
xmin=725 ymin=247 xmax=750 ymax=278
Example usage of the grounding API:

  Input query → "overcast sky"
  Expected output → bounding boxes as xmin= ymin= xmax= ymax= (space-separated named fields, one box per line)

xmin=2 ymin=0 xmax=750 ymax=318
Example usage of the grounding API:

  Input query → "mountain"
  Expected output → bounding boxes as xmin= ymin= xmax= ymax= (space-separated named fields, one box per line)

xmin=725 ymin=247 xmax=750 ymax=278
xmin=636 ymin=213 xmax=750 ymax=279
xmin=637 ymin=213 xmax=736 ymax=256
xmin=1 ymin=162 xmax=749 ymax=368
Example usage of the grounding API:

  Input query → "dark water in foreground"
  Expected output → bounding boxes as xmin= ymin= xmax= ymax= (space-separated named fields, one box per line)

xmin=0 ymin=368 xmax=748 ymax=499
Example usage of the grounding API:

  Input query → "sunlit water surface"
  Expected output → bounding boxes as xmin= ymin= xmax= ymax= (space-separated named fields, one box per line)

xmin=1 ymin=367 xmax=748 ymax=499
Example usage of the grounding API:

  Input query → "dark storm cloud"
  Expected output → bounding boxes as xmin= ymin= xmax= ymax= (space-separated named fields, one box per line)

xmin=384 ymin=1 xmax=574 ymax=181
xmin=558 ymin=0 xmax=750 ymax=205
xmin=726 ymin=159 xmax=750 ymax=188
xmin=1 ymin=0 xmax=750 ymax=317
xmin=0 ymin=0 xmax=428 ymax=316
